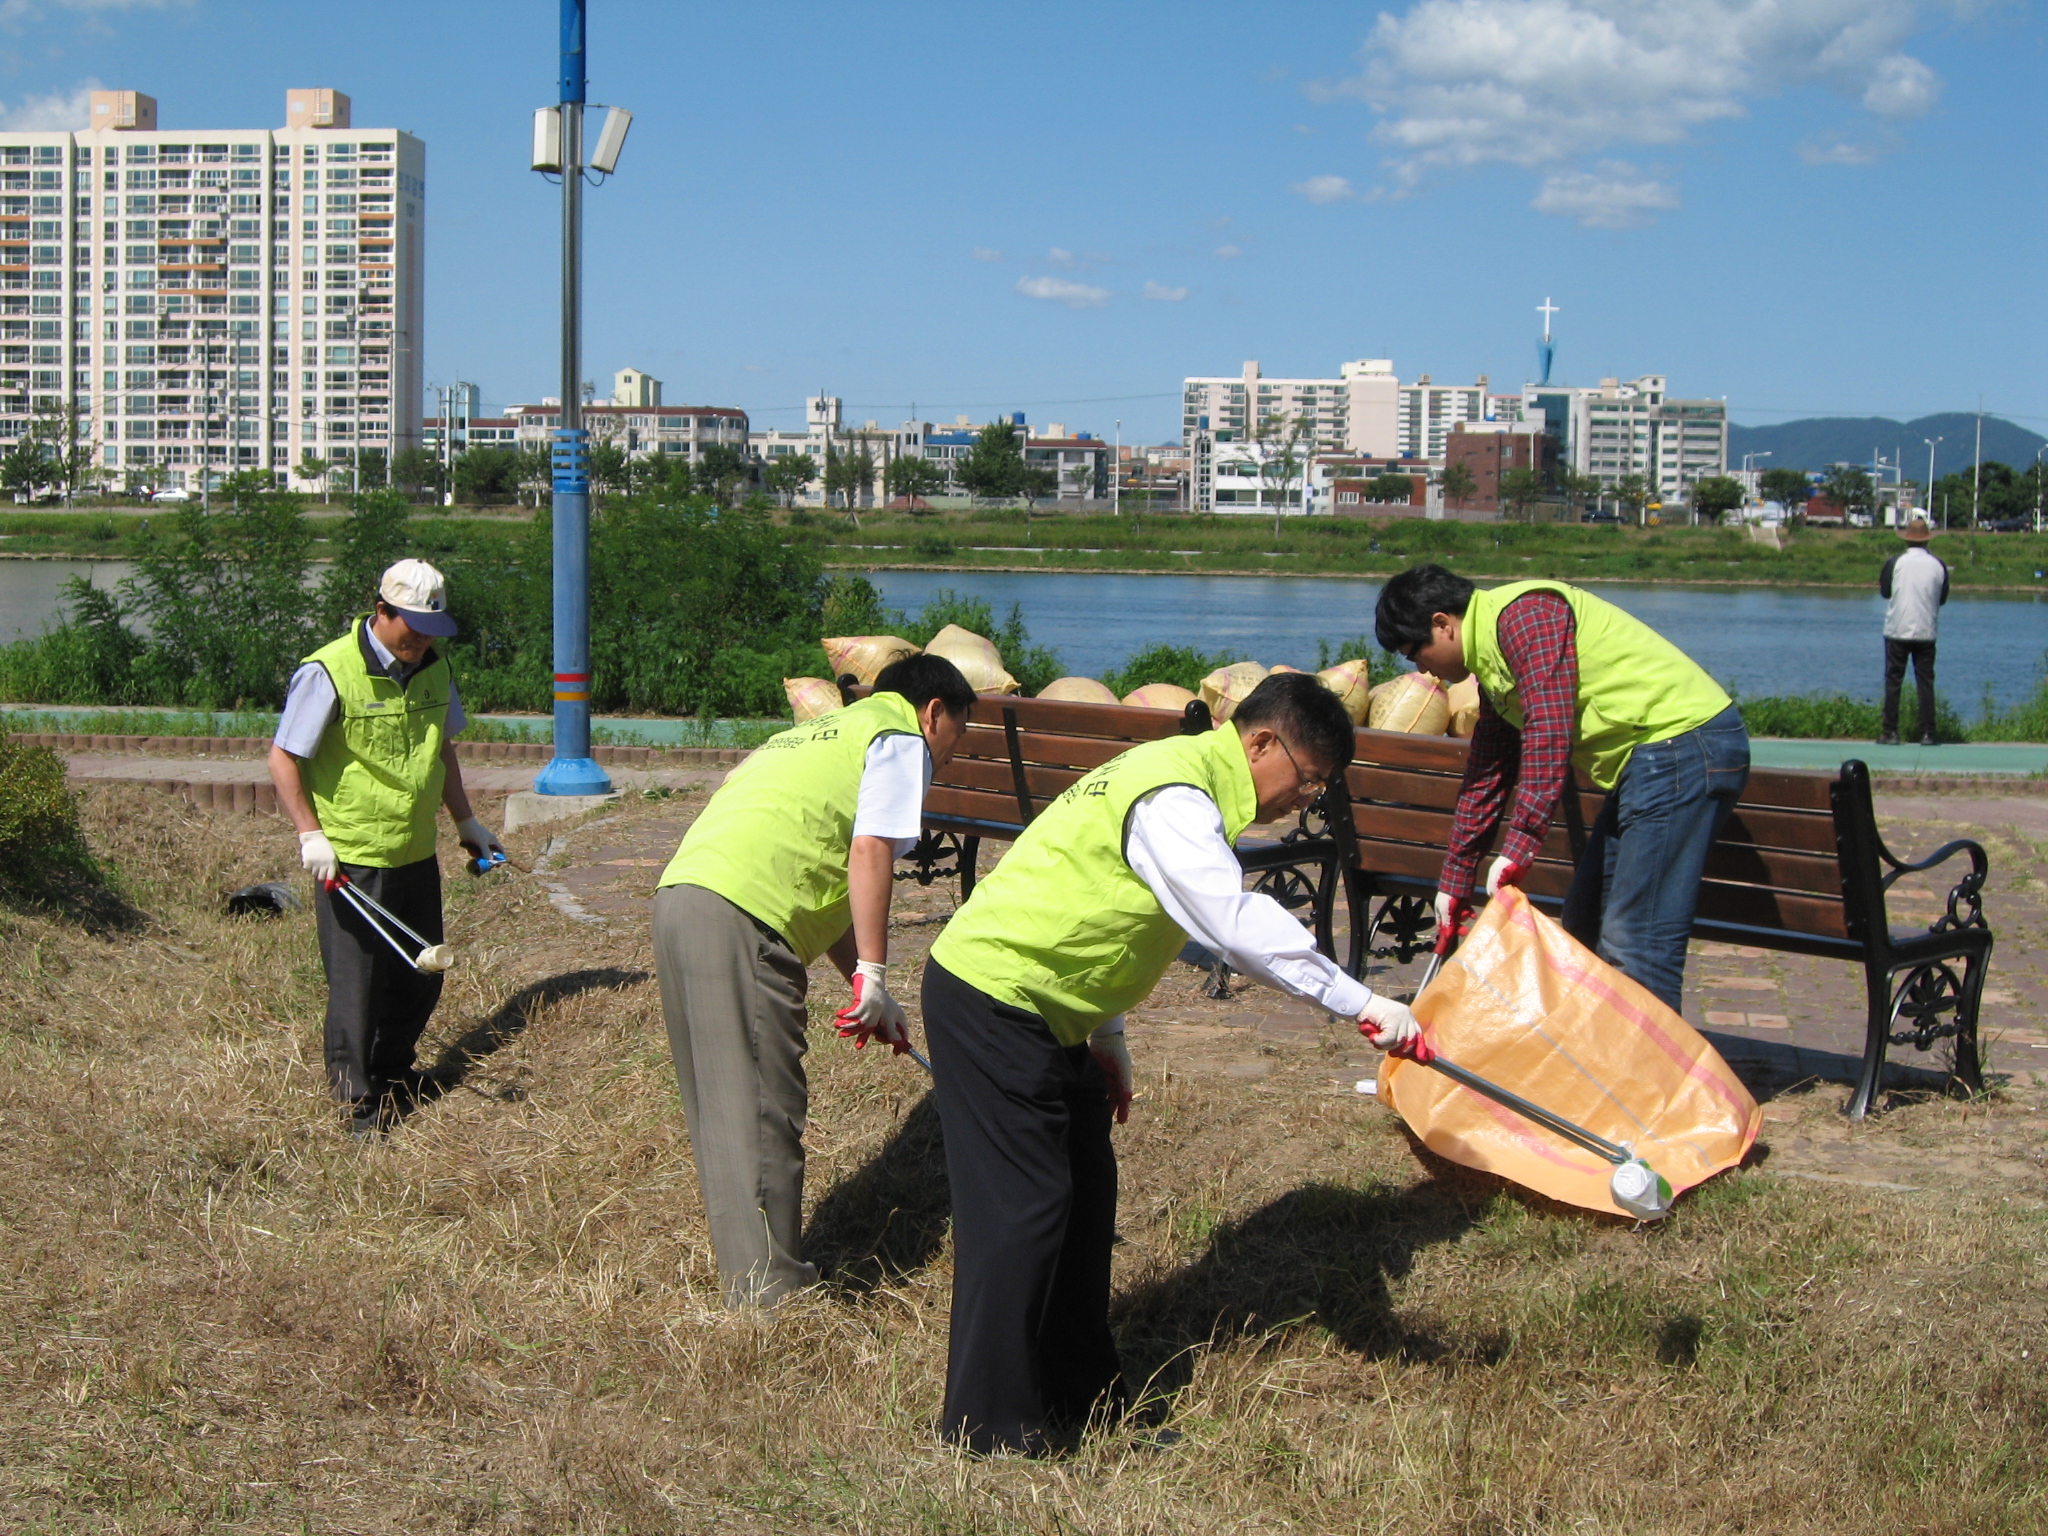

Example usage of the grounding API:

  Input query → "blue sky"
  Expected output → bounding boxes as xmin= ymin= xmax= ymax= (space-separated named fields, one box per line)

xmin=4 ymin=0 xmax=2041 ymax=442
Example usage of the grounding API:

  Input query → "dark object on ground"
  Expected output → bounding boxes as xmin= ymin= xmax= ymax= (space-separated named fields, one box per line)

xmin=226 ymin=880 xmax=301 ymax=917
xmin=1336 ymin=735 xmax=1992 ymax=1122
xmin=1582 ymin=509 xmax=1621 ymax=523
xmin=1986 ymin=517 xmax=2032 ymax=533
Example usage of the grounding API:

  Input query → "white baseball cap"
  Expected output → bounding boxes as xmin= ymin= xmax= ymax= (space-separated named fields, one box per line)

xmin=378 ymin=558 xmax=457 ymax=637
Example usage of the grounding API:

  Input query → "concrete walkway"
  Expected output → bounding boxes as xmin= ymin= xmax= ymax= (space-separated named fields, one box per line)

xmin=1753 ymin=737 xmax=2048 ymax=775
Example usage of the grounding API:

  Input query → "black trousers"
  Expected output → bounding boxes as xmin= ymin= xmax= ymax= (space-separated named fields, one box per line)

xmin=1882 ymin=638 xmax=1937 ymax=740
xmin=313 ymin=855 xmax=445 ymax=1104
xmin=922 ymin=959 xmax=1124 ymax=1455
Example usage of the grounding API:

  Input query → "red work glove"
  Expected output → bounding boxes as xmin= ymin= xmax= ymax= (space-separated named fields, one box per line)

xmin=1484 ymin=856 xmax=1528 ymax=898
xmin=834 ymin=961 xmax=910 ymax=1055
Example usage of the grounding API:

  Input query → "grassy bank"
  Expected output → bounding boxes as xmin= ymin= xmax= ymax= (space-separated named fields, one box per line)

xmin=0 ymin=786 xmax=2042 ymax=1532
xmin=798 ymin=506 xmax=2048 ymax=589
xmin=0 ymin=706 xmax=787 ymax=750
xmin=0 ymin=508 xmax=524 ymax=561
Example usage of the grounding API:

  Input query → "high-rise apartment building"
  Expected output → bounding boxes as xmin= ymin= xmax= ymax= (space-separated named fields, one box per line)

xmin=1181 ymin=359 xmax=1495 ymax=462
xmin=0 ymin=87 xmax=423 ymax=493
xmin=1522 ymin=376 xmax=1728 ymax=502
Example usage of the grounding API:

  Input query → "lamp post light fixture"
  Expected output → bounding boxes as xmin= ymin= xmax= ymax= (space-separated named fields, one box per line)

xmin=531 ymin=0 xmax=632 ymax=798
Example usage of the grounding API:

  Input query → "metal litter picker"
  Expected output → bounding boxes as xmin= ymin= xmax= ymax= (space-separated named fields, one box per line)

xmin=324 ymin=875 xmax=454 ymax=974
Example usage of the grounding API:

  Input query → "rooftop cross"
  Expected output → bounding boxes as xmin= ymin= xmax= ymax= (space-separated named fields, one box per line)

xmin=1537 ymin=296 xmax=1560 ymax=342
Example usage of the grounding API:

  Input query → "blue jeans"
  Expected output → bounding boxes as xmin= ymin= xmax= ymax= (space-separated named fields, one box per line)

xmin=1560 ymin=705 xmax=1750 ymax=1012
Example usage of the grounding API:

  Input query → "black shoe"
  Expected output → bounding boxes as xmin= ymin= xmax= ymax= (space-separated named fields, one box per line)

xmin=346 ymin=1097 xmax=388 ymax=1140
xmin=1876 ymin=732 xmax=1899 ymax=746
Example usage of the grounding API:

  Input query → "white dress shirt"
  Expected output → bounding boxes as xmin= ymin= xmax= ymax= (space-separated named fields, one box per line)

xmin=1125 ymin=784 xmax=1371 ymax=1018
xmin=850 ymin=730 xmax=931 ymax=857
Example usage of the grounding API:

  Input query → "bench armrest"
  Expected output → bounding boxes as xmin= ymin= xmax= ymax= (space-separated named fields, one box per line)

xmin=1878 ymin=836 xmax=1989 ymax=934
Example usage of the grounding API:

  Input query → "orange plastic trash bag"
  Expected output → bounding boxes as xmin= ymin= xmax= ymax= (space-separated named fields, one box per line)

xmin=1381 ymin=888 xmax=1760 ymax=1217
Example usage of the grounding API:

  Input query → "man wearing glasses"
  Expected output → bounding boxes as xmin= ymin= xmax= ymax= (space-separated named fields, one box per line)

xmin=1374 ymin=565 xmax=1749 ymax=1014
xmin=920 ymin=672 xmax=1419 ymax=1455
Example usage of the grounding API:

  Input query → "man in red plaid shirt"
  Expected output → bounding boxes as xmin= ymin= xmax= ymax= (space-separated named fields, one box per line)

xmin=1375 ymin=566 xmax=1749 ymax=1010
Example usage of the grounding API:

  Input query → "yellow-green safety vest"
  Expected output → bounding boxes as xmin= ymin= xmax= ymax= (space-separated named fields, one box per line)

xmin=1463 ymin=579 xmax=1730 ymax=791
xmin=659 ymin=690 xmax=925 ymax=964
xmin=301 ymin=617 xmax=451 ymax=868
xmin=931 ymin=722 xmax=1259 ymax=1046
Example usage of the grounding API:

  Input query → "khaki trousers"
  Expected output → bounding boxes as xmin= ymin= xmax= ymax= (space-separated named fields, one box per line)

xmin=652 ymin=882 xmax=819 ymax=1307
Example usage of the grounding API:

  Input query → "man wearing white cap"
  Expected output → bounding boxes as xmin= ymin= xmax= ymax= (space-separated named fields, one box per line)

xmin=268 ymin=559 xmax=505 ymax=1137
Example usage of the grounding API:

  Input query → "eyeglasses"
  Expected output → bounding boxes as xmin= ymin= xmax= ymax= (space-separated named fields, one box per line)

xmin=1274 ymin=734 xmax=1327 ymax=797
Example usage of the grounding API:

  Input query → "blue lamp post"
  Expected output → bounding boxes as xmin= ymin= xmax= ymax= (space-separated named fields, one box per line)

xmin=533 ymin=0 xmax=629 ymax=795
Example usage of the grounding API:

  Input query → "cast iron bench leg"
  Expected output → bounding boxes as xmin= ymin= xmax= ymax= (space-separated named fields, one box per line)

xmin=959 ymin=835 xmax=981 ymax=901
xmin=1953 ymin=946 xmax=1991 ymax=1098
xmin=1848 ymin=959 xmax=1894 ymax=1121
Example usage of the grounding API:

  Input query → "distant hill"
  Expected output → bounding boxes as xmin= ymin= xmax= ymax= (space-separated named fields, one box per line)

xmin=1727 ymin=413 xmax=2044 ymax=481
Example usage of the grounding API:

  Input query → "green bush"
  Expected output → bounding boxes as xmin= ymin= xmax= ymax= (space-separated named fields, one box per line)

xmin=0 ymin=740 xmax=81 ymax=866
xmin=1737 ymin=688 xmax=1966 ymax=742
xmin=1100 ymin=643 xmax=1242 ymax=697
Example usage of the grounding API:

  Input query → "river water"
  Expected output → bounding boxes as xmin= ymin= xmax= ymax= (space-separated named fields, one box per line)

xmin=868 ymin=569 xmax=2048 ymax=710
xmin=4 ymin=559 xmax=2043 ymax=709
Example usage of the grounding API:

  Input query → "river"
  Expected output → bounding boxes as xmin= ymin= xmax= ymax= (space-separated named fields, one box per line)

xmin=868 ymin=570 xmax=2048 ymax=710
xmin=4 ymin=560 xmax=2043 ymax=709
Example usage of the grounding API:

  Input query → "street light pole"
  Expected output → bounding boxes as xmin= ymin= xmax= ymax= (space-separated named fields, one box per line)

xmin=1113 ymin=418 xmax=1120 ymax=518
xmin=1924 ymin=437 xmax=1943 ymax=528
xmin=535 ymin=0 xmax=610 ymax=797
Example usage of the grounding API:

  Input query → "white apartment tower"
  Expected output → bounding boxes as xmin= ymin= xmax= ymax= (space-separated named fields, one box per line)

xmin=1181 ymin=359 xmax=1494 ymax=462
xmin=0 ymin=87 xmax=423 ymax=492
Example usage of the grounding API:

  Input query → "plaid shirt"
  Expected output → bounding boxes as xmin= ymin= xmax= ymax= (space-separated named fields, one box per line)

xmin=1440 ymin=591 xmax=1578 ymax=902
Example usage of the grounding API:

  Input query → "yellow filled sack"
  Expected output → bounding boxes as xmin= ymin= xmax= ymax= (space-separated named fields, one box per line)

xmin=783 ymin=677 xmax=842 ymax=722
xmin=1445 ymin=675 xmax=1482 ymax=737
xmin=822 ymin=635 xmax=920 ymax=685
xmin=1381 ymin=889 xmax=1759 ymax=1218
xmin=1316 ymin=659 xmax=1373 ymax=724
xmin=1199 ymin=661 xmax=1269 ymax=722
xmin=1367 ymin=671 xmax=1449 ymax=734
xmin=1037 ymin=676 xmax=1120 ymax=704
xmin=1122 ymin=682 xmax=1200 ymax=713
xmin=925 ymin=624 xmax=1020 ymax=694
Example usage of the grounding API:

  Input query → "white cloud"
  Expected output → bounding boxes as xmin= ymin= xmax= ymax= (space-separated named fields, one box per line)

xmin=1016 ymin=275 xmax=1112 ymax=309
xmin=1530 ymin=162 xmax=1680 ymax=227
xmin=1798 ymin=131 xmax=1882 ymax=164
xmin=1291 ymin=174 xmax=1357 ymax=204
xmin=1049 ymin=246 xmax=1076 ymax=267
xmin=971 ymin=246 xmax=1004 ymax=262
xmin=0 ymin=80 xmax=95 ymax=130
xmin=1863 ymin=52 xmax=1939 ymax=117
xmin=1307 ymin=0 xmax=1950 ymax=203
xmin=1213 ymin=243 xmax=1242 ymax=258
xmin=1142 ymin=281 xmax=1189 ymax=302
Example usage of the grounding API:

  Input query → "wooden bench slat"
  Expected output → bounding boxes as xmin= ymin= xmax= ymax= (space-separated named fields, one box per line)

xmin=1006 ymin=731 xmax=1136 ymax=772
xmin=923 ymin=785 xmax=1028 ymax=827
xmin=1694 ymin=881 xmax=1849 ymax=940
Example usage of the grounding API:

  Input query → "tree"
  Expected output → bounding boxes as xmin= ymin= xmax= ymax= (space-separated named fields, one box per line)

xmin=452 ymin=446 xmax=524 ymax=505
xmin=694 ymin=443 xmax=752 ymax=506
xmin=955 ymin=419 xmax=1026 ymax=502
xmin=1820 ymin=464 xmax=1875 ymax=519
xmin=31 ymin=403 xmax=96 ymax=506
xmin=1613 ymin=472 xmax=1654 ymax=524
xmin=1366 ymin=471 xmax=1416 ymax=505
xmin=0 ymin=434 xmax=48 ymax=501
xmin=1255 ymin=413 xmax=1311 ymax=538
xmin=1020 ymin=465 xmax=1058 ymax=509
xmin=588 ymin=441 xmax=631 ymax=496
xmin=822 ymin=447 xmax=862 ymax=516
xmin=391 ymin=446 xmax=444 ymax=503
xmin=1439 ymin=461 xmax=1476 ymax=510
xmin=1498 ymin=467 xmax=1544 ymax=523
xmin=1063 ymin=461 xmax=1095 ymax=502
xmin=354 ymin=447 xmax=388 ymax=490
xmin=296 ymin=453 xmax=330 ymax=501
xmin=1689 ymin=474 xmax=1744 ymax=525
xmin=1557 ymin=466 xmax=1602 ymax=511
xmin=884 ymin=453 xmax=944 ymax=508
xmin=764 ymin=452 xmax=818 ymax=508
xmin=515 ymin=445 xmax=554 ymax=506
xmin=1758 ymin=467 xmax=1810 ymax=517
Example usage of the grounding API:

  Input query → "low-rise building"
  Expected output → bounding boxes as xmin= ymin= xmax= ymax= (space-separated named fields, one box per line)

xmin=1442 ymin=420 xmax=1556 ymax=517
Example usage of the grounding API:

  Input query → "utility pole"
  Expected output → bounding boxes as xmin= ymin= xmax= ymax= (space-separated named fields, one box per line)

xmin=532 ymin=0 xmax=630 ymax=797
xmin=1924 ymin=437 xmax=1943 ymax=527
xmin=1973 ymin=400 xmax=1983 ymax=528
xmin=1113 ymin=418 xmax=1120 ymax=517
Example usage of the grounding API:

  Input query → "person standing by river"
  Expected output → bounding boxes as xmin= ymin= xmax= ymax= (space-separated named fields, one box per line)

xmin=1375 ymin=566 xmax=1749 ymax=1015
xmin=1878 ymin=515 xmax=1949 ymax=746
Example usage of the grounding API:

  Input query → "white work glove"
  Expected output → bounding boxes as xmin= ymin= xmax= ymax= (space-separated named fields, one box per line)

xmin=1434 ymin=888 xmax=1462 ymax=934
xmin=299 ymin=828 xmax=339 ymax=884
xmin=835 ymin=959 xmax=910 ymax=1054
xmin=455 ymin=815 xmax=506 ymax=860
xmin=1484 ymin=855 xmax=1527 ymax=897
xmin=1088 ymin=1017 xmax=1133 ymax=1125
xmin=1357 ymin=992 xmax=1421 ymax=1053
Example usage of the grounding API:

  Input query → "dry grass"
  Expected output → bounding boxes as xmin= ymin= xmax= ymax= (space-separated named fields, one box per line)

xmin=1 ymin=787 xmax=2045 ymax=1534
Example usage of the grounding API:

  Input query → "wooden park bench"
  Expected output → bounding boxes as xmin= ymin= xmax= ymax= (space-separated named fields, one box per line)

xmin=839 ymin=681 xmax=1348 ymax=971
xmin=1334 ymin=730 xmax=1994 ymax=1120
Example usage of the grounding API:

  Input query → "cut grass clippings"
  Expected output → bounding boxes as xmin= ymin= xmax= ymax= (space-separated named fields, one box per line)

xmin=0 ymin=786 xmax=2044 ymax=1531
